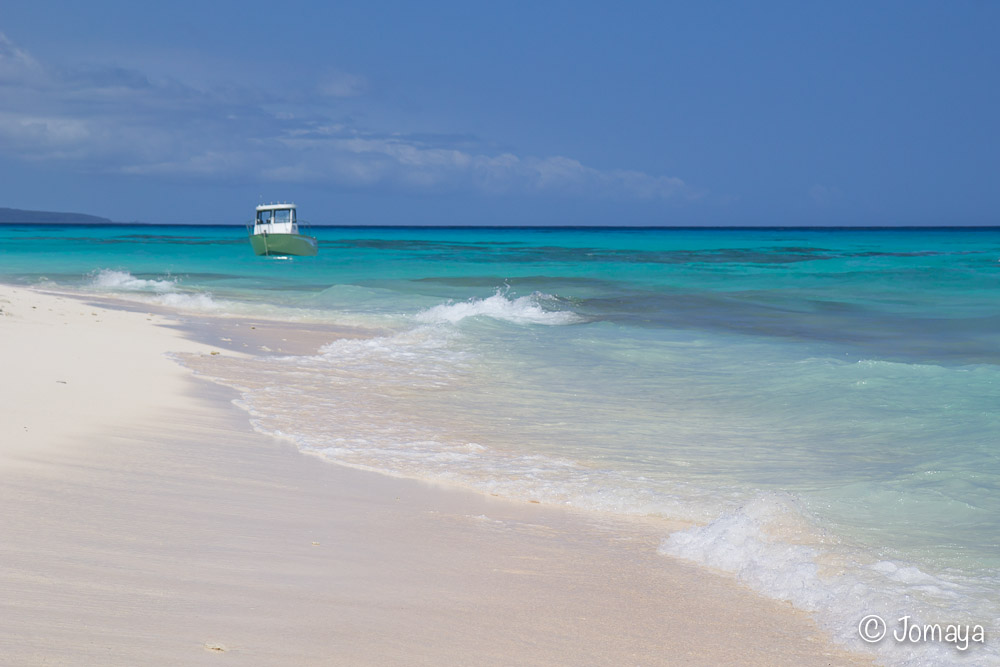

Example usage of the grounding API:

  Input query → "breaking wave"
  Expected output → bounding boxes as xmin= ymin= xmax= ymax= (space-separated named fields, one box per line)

xmin=89 ymin=268 xmax=177 ymax=293
xmin=415 ymin=290 xmax=582 ymax=326
xmin=87 ymin=269 xmax=220 ymax=310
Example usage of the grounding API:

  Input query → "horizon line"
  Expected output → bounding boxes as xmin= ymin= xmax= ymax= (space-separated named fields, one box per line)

xmin=2 ymin=222 xmax=999 ymax=231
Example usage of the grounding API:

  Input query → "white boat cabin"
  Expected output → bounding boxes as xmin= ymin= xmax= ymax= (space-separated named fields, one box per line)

xmin=254 ymin=203 xmax=299 ymax=235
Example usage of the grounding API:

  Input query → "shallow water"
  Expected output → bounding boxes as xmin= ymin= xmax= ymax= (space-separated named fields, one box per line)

xmin=3 ymin=223 xmax=998 ymax=664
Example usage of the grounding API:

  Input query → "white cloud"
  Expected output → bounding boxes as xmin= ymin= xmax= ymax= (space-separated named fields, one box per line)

xmin=0 ymin=112 xmax=90 ymax=146
xmin=0 ymin=33 xmax=45 ymax=84
xmin=289 ymin=135 xmax=696 ymax=199
xmin=0 ymin=32 xmax=699 ymax=202
xmin=121 ymin=150 xmax=243 ymax=177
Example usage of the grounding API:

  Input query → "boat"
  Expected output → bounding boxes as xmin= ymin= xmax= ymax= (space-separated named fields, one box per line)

xmin=248 ymin=203 xmax=318 ymax=256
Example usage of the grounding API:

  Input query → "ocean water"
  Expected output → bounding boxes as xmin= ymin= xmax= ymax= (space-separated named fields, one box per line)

xmin=2 ymin=223 xmax=998 ymax=664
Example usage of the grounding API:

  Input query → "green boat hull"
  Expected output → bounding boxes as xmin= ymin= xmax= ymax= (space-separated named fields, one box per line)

xmin=249 ymin=232 xmax=318 ymax=256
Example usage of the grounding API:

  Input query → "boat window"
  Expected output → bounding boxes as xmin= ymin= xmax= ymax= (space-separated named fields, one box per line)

xmin=273 ymin=209 xmax=293 ymax=224
xmin=257 ymin=210 xmax=272 ymax=224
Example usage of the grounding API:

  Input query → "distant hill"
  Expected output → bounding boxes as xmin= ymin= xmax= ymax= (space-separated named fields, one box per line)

xmin=0 ymin=207 xmax=114 ymax=224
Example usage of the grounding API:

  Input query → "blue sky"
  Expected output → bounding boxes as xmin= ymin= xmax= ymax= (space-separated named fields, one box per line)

xmin=0 ymin=1 xmax=997 ymax=225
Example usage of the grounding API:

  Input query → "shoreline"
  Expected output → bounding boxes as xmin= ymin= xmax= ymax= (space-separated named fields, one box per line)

xmin=0 ymin=284 xmax=870 ymax=665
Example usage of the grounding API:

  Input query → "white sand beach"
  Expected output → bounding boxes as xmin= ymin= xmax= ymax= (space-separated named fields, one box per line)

xmin=0 ymin=285 xmax=870 ymax=666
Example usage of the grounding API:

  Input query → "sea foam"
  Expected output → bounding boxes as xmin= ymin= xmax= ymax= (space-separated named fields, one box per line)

xmin=660 ymin=496 xmax=998 ymax=666
xmin=415 ymin=290 xmax=582 ymax=326
xmin=87 ymin=269 xmax=221 ymax=311
xmin=89 ymin=268 xmax=177 ymax=293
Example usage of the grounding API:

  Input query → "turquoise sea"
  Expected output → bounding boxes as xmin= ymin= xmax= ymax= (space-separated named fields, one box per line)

xmin=2 ymin=224 xmax=998 ymax=664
